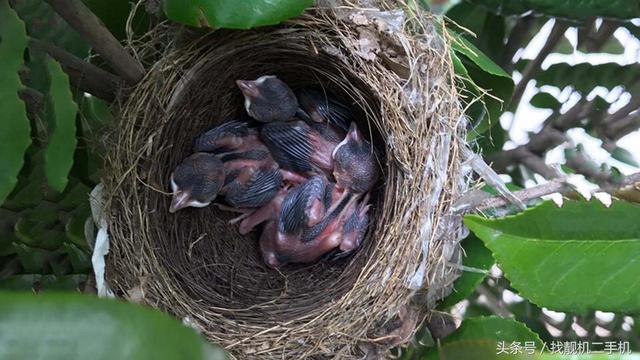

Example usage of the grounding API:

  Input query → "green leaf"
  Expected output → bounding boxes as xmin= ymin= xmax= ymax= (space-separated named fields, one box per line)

xmin=449 ymin=31 xmax=514 ymax=141
xmin=82 ymin=0 xmax=150 ymax=40
xmin=423 ymin=316 xmax=542 ymax=360
xmin=65 ymin=211 xmax=90 ymax=249
xmin=554 ymin=35 xmax=574 ymax=55
xmin=58 ymin=182 xmax=91 ymax=211
xmin=0 ymin=0 xmax=32 ymax=205
xmin=446 ymin=3 xmax=489 ymax=40
xmin=446 ymin=316 xmax=543 ymax=347
xmin=162 ymin=0 xmax=313 ymax=29
xmin=466 ymin=0 xmax=640 ymax=20
xmin=44 ymin=58 xmax=78 ymax=193
xmin=579 ymin=35 xmax=625 ymax=55
xmin=0 ymin=274 xmax=41 ymax=291
xmin=506 ymin=299 xmax=553 ymax=343
xmin=39 ymin=274 xmax=88 ymax=291
xmin=438 ymin=233 xmax=494 ymax=308
xmin=79 ymin=96 xmax=113 ymax=130
xmin=450 ymin=33 xmax=511 ymax=79
xmin=451 ymin=49 xmax=492 ymax=143
xmin=62 ymin=243 xmax=91 ymax=273
xmin=446 ymin=3 xmax=506 ymax=62
xmin=12 ymin=242 xmax=52 ymax=273
xmin=529 ymin=91 xmax=561 ymax=111
xmin=611 ymin=146 xmax=639 ymax=167
xmin=0 ymin=209 xmax=20 ymax=256
xmin=465 ymin=200 xmax=640 ymax=313
xmin=0 ymin=274 xmax=87 ymax=291
xmin=13 ymin=0 xmax=89 ymax=58
xmin=0 ymin=292 xmax=226 ymax=360
xmin=475 ymin=122 xmax=506 ymax=156
xmin=14 ymin=218 xmax=66 ymax=251
xmin=463 ymin=302 xmax=494 ymax=319
xmin=520 ymin=62 xmax=640 ymax=94
xmin=465 ymin=58 xmax=513 ymax=134
xmin=1 ymin=171 xmax=43 ymax=210
xmin=435 ymin=339 xmax=498 ymax=360
xmin=623 ymin=23 xmax=640 ymax=40
xmin=76 ymin=96 xmax=111 ymax=182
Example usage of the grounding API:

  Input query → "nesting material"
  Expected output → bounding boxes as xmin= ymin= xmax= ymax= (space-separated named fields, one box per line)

xmin=104 ymin=1 xmax=468 ymax=358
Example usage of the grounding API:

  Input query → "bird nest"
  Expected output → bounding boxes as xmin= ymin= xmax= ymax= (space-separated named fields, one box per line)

xmin=103 ymin=2 xmax=468 ymax=358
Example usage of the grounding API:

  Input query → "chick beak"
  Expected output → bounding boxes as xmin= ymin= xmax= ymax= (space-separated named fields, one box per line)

xmin=236 ymin=80 xmax=260 ymax=98
xmin=169 ymin=191 xmax=191 ymax=213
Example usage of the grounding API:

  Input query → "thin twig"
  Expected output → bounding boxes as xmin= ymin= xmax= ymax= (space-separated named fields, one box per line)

xmin=565 ymin=148 xmax=612 ymax=185
xmin=578 ymin=20 xmax=618 ymax=53
xmin=519 ymin=150 xmax=560 ymax=179
xmin=603 ymin=94 xmax=640 ymax=128
xmin=476 ymin=284 xmax=513 ymax=317
xmin=473 ymin=171 xmax=640 ymax=211
xmin=30 ymin=38 xmax=124 ymax=101
xmin=510 ymin=21 xmax=569 ymax=109
xmin=46 ymin=0 xmax=145 ymax=84
xmin=501 ymin=15 xmax=534 ymax=71
xmin=489 ymin=99 xmax=593 ymax=175
xmin=18 ymin=88 xmax=44 ymax=119
xmin=606 ymin=114 xmax=640 ymax=140
xmin=462 ymin=146 xmax=526 ymax=210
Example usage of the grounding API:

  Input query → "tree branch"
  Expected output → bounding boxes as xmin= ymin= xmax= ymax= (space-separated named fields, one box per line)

xmin=462 ymin=146 xmax=526 ymax=210
xmin=18 ymin=88 xmax=45 ymax=120
xmin=519 ymin=151 xmax=560 ymax=179
xmin=565 ymin=148 xmax=612 ymax=185
xmin=501 ymin=15 xmax=535 ymax=72
xmin=489 ymin=99 xmax=593 ymax=175
xmin=30 ymin=39 xmax=124 ymax=101
xmin=606 ymin=114 xmax=640 ymax=140
xmin=552 ymin=98 xmax=595 ymax=128
xmin=472 ymin=171 xmax=640 ymax=211
xmin=603 ymin=94 xmax=640 ymax=126
xmin=45 ymin=0 xmax=144 ymax=84
xmin=476 ymin=284 xmax=513 ymax=317
xmin=510 ymin=21 xmax=569 ymax=108
xmin=527 ymin=126 xmax=567 ymax=154
xmin=579 ymin=20 xmax=618 ymax=53
xmin=589 ymin=92 xmax=640 ymax=144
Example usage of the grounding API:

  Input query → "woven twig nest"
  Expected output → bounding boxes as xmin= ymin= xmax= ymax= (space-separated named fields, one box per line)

xmin=104 ymin=1 xmax=468 ymax=358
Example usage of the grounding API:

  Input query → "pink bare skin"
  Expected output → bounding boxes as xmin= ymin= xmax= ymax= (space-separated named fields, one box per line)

xmin=280 ymin=169 xmax=307 ymax=185
xmin=262 ymin=188 xmax=359 ymax=268
xmin=308 ymin=131 xmax=337 ymax=173
xmin=306 ymin=198 xmax=325 ymax=227
xmin=238 ymin=186 xmax=289 ymax=235
xmin=339 ymin=204 xmax=370 ymax=252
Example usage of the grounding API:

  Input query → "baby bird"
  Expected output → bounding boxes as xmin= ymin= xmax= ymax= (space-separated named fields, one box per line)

xmin=221 ymin=151 xmax=283 ymax=209
xmin=278 ymin=175 xmax=328 ymax=234
xmin=318 ymin=193 xmax=371 ymax=261
xmin=196 ymin=121 xmax=281 ymax=208
xmin=193 ymin=120 xmax=256 ymax=154
xmin=238 ymin=175 xmax=326 ymax=236
xmin=339 ymin=194 xmax=371 ymax=252
xmin=236 ymin=75 xmax=298 ymax=122
xmin=260 ymin=120 xmax=344 ymax=177
xmin=237 ymin=186 xmax=289 ymax=235
xmin=195 ymin=121 xmax=303 ymax=209
xmin=260 ymin=181 xmax=356 ymax=268
xmin=296 ymin=87 xmax=352 ymax=132
xmin=169 ymin=152 xmax=225 ymax=213
xmin=332 ymin=122 xmax=379 ymax=193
